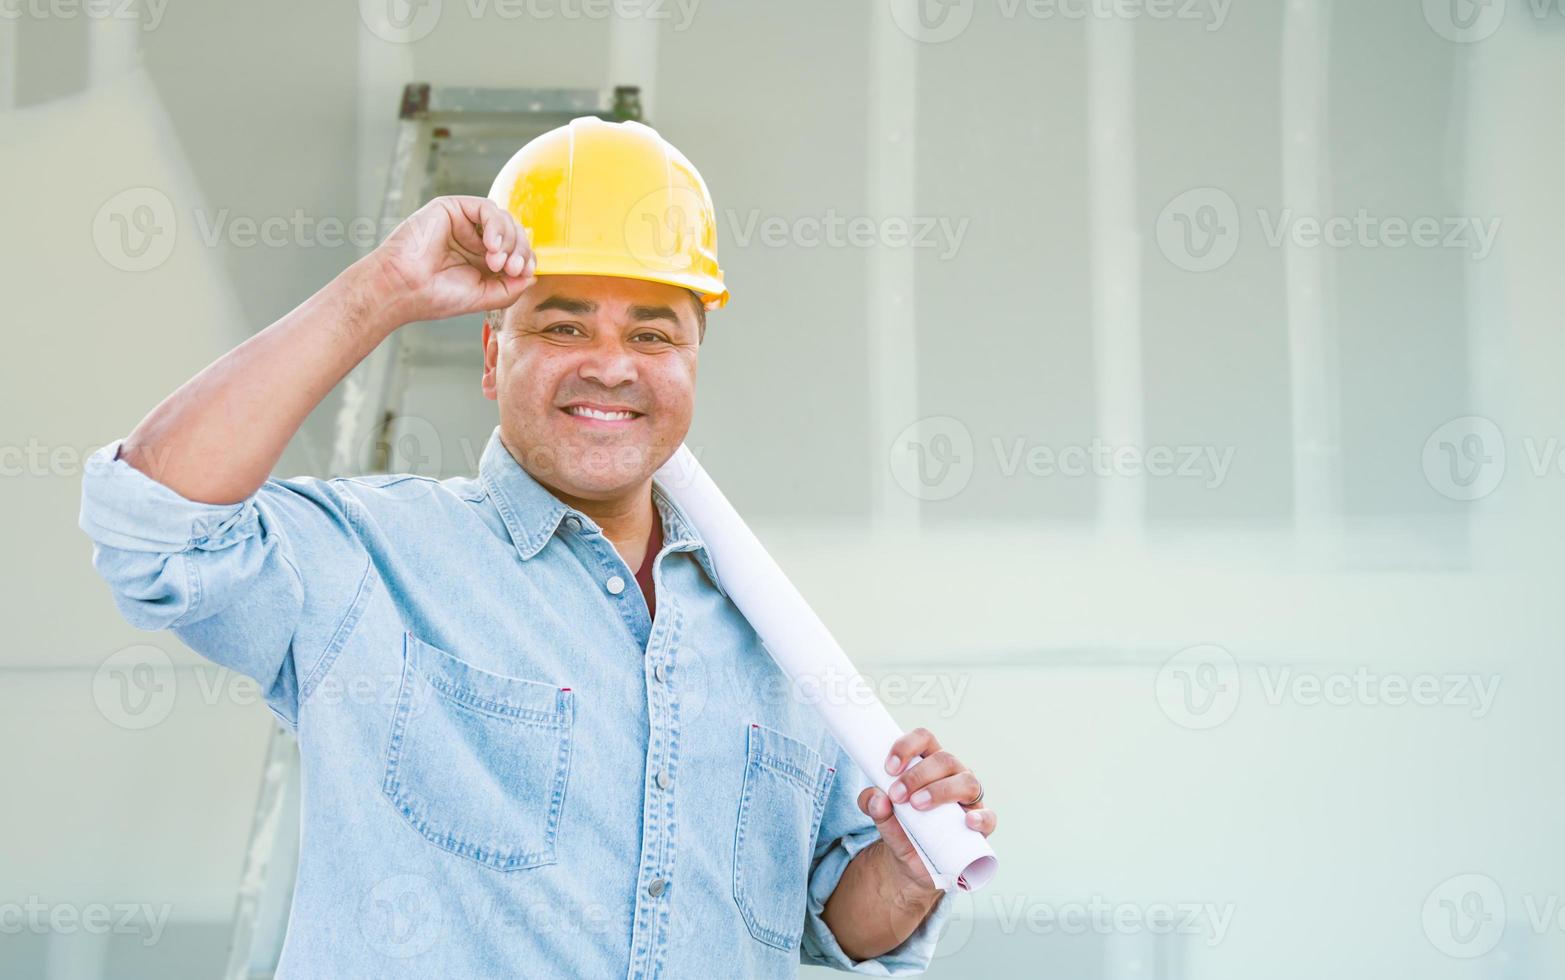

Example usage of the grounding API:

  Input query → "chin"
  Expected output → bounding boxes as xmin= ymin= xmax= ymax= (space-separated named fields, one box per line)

xmin=548 ymin=438 xmax=653 ymax=492
xmin=554 ymin=466 xmax=652 ymax=499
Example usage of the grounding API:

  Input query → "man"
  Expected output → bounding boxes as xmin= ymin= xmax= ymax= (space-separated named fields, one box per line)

xmin=78 ymin=117 xmax=995 ymax=977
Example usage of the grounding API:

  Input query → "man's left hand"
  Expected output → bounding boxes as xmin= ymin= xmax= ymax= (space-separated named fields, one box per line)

xmin=855 ymin=726 xmax=995 ymax=894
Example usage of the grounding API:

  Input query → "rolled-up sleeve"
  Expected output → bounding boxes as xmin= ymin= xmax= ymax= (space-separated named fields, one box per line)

xmin=78 ymin=437 xmax=372 ymax=729
xmin=800 ymin=741 xmax=953 ymax=975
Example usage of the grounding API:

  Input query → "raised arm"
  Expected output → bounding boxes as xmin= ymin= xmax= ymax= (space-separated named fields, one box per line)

xmin=117 ymin=195 xmax=536 ymax=503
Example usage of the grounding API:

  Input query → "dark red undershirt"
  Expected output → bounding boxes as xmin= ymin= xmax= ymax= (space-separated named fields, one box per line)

xmin=633 ymin=513 xmax=663 ymax=620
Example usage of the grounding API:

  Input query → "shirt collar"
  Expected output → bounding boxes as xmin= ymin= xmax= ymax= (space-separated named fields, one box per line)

xmin=477 ymin=426 xmax=725 ymax=595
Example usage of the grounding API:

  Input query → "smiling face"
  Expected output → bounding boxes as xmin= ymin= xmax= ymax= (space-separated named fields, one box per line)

xmin=482 ymin=274 xmax=704 ymax=503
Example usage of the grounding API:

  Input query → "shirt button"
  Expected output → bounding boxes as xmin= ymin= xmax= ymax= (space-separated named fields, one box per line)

xmin=606 ymin=575 xmax=626 ymax=595
xmin=655 ymin=769 xmax=671 ymax=790
xmin=564 ymin=516 xmax=581 ymax=531
xmin=653 ymin=662 xmax=668 ymax=683
xmin=647 ymin=878 xmax=667 ymax=898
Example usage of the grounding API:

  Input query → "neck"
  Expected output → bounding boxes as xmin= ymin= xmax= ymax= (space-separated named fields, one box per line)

xmin=498 ymin=431 xmax=657 ymax=568
xmin=554 ymin=479 xmax=656 ymax=569
xmin=538 ymin=472 xmax=654 ymax=563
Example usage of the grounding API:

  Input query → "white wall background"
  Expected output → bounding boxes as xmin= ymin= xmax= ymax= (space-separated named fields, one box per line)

xmin=3 ymin=1 xmax=1564 ymax=977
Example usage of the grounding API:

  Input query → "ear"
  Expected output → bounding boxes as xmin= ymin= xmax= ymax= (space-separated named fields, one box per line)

xmin=481 ymin=313 xmax=499 ymax=402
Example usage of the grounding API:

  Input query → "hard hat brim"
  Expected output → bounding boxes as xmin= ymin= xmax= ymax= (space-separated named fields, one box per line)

xmin=530 ymin=246 xmax=729 ymax=311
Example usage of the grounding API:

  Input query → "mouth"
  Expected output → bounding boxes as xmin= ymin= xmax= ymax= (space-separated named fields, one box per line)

xmin=560 ymin=402 xmax=645 ymax=426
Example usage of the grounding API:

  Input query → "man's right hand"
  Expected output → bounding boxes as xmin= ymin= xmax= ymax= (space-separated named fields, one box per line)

xmin=368 ymin=195 xmax=537 ymax=326
xmin=114 ymin=195 xmax=538 ymax=504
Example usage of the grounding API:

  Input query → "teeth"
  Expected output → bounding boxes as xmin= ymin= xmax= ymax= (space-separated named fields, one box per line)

xmin=566 ymin=406 xmax=636 ymax=421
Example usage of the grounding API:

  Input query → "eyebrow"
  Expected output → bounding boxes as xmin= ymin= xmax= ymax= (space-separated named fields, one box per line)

xmin=532 ymin=295 xmax=682 ymax=325
xmin=532 ymin=296 xmax=596 ymax=316
xmin=627 ymin=304 xmax=680 ymax=324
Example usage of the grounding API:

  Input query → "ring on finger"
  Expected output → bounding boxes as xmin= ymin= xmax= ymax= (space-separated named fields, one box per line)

xmin=961 ymin=780 xmax=984 ymax=808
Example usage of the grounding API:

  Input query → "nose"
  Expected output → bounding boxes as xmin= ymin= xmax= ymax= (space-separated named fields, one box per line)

xmin=576 ymin=334 xmax=638 ymax=389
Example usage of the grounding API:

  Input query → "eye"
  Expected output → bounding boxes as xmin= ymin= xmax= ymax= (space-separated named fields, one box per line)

xmin=544 ymin=323 xmax=585 ymax=337
xmin=632 ymin=330 xmax=670 ymax=344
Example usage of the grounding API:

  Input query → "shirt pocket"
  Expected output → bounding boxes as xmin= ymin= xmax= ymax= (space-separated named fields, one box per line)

xmin=381 ymin=631 xmax=574 ymax=871
xmin=732 ymin=722 xmax=835 ymax=952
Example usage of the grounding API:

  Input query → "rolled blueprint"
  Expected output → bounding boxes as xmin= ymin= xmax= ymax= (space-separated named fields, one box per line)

xmin=654 ymin=445 xmax=998 ymax=893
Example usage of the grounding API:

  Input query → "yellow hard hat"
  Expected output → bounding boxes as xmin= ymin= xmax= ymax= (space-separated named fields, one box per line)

xmin=486 ymin=116 xmax=729 ymax=310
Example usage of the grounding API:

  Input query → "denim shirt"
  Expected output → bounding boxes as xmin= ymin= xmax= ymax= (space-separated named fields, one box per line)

xmin=77 ymin=425 xmax=949 ymax=978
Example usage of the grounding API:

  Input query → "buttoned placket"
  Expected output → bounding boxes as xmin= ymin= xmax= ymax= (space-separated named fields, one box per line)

xmin=555 ymin=507 xmax=692 ymax=979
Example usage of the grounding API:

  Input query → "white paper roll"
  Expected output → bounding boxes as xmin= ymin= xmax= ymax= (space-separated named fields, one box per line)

xmin=655 ymin=445 xmax=997 ymax=893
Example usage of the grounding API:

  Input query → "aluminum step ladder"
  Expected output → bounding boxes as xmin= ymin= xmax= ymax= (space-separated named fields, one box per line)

xmin=221 ymin=82 xmax=636 ymax=980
